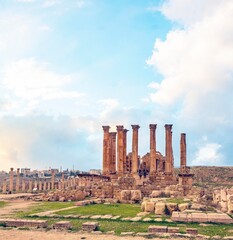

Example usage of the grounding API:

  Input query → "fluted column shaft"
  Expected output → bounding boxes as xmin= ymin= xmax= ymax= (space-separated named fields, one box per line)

xmin=109 ymin=132 xmax=117 ymax=174
xmin=123 ymin=129 xmax=128 ymax=174
xmin=16 ymin=168 xmax=20 ymax=192
xmin=51 ymin=170 xmax=55 ymax=189
xmin=180 ymin=133 xmax=187 ymax=169
xmin=2 ymin=179 xmax=7 ymax=193
xmin=102 ymin=126 xmax=110 ymax=175
xmin=117 ymin=125 xmax=124 ymax=174
xmin=131 ymin=125 xmax=140 ymax=174
xmin=165 ymin=124 xmax=173 ymax=174
xmin=9 ymin=168 xmax=14 ymax=193
xmin=149 ymin=124 xmax=157 ymax=174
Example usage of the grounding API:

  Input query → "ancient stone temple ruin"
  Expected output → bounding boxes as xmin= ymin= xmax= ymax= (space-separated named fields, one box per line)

xmin=102 ymin=124 xmax=194 ymax=196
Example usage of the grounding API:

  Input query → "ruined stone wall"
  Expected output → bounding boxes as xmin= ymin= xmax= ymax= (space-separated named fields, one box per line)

xmin=213 ymin=188 xmax=233 ymax=214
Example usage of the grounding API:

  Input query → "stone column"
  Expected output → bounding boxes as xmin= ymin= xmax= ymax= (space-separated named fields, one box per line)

xmin=180 ymin=133 xmax=187 ymax=169
xmin=9 ymin=168 xmax=14 ymax=193
xmin=39 ymin=181 xmax=42 ymax=191
xmin=116 ymin=125 xmax=124 ymax=175
xmin=165 ymin=124 xmax=173 ymax=174
xmin=131 ymin=125 xmax=140 ymax=175
xmin=109 ymin=132 xmax=117 ymax=174
xmin=123 ymin=129 xmax=128 ymax=174
xmin=42 ymin=181 xmax=45 ymax=191
xmin=47 ymin=182 xmax=51 ymax=191
xmin=34 ymin=180 xmax=38 ymax=190
xmin=2 ymin=179 xmax=7 ymax=194
xmin=22 ymin=180 xmax=26 ymax=192
xmin=149 ymin=124 xmax=157 ymax=175
xmin=102 ymin=126 xmax=110 ymax=175
xmin=51 ymin=170 xmax=55 ymax=190
xmin=58 ymin=181 xmax=62 ymax=190
xmin=28 ymin=181 xmax=32 ymax=192
xmin=62 ymin=172 xmax=65 ymax=189
xmin=16 ymin=168 xmax=20 ymax=192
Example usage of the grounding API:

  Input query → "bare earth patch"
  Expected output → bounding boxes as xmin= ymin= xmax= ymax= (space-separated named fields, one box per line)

xmin=0 ymin=194 xmax=38 ymax=218
xmin=0 ymin=229 xmax=185 ymax=240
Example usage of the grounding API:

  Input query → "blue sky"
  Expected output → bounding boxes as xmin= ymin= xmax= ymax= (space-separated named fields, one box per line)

xmin=0 ymin=0 xmax=233 ymax=171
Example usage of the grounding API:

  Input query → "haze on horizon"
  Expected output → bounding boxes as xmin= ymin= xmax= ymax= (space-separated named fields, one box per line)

xmin=0 ymin=0 xmax=233 ymax=171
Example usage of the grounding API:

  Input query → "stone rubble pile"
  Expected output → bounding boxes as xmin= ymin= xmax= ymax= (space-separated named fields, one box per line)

xmin=32 ymin=189 xmax=86 ymax=202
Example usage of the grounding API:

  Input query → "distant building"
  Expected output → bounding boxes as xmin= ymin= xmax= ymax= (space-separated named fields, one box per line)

xmin=21 ymin=168 xmax=31 ymax=176
xmin=89 ymin=169 xmax=102 ymax=175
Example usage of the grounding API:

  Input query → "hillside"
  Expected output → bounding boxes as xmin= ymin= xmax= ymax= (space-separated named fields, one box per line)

xmin=189 ymin=166 xmax=233 ymax=189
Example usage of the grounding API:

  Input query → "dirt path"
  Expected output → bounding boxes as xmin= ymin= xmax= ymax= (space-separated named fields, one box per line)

xmin=0 ymin=200 xmax=37 ymax=217
xmin=0 ymin=229 xmax=185 ymax=240
xmin=35 ymin=206 xmax=77 ymax=216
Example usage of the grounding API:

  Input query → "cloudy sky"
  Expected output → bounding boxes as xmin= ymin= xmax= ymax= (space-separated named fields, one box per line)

xmin=0 ymin=0 xmax=232 ymax=171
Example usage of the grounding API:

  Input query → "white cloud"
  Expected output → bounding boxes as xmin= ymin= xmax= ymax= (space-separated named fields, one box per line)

xmin=147 ymin=0 xmax=233 ymax=129
xmin=158 ymin=0 xmax=228 ymax=26
xmin=192 ymin=142 xmax=224 ymax=166
xmin=2 ymin=58 xmax=84 ymax=112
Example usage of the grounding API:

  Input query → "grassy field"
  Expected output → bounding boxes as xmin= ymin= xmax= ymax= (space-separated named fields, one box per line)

xmin=11 ymin=201 xmax=233 ymax=237
xmin=16 ymin=202 xmax=74 ymax=218
xmin=56 ymin=203 xmax=141 ymax=217
xmin=0 ymin=201 xmax=7 ymax=208
xmin=30 ymin=216 xmax=233 ymax=237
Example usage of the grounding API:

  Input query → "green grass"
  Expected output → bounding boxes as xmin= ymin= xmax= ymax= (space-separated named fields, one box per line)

xmin=56 ymin=203 xmax=141 ymax=217
xmin=25 ymin=216 xmax=233 ymax=237
xmin=16 ymin=202 xmax=74 ymax=218
xmin=11 ymin=201 xmax=233 ymax=237
xmin=0 ymin=201 xmax=7 ymax=208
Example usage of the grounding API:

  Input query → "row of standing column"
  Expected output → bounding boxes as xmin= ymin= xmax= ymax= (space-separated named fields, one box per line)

xmin=103 ymin=124 xmax=178 ymax=176
xmin=2 ymin=168 xmax=55 ymax=193
xmin=102 ymin=125 xmax=140 ymax=176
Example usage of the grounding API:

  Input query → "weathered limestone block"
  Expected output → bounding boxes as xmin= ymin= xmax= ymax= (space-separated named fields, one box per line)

xmin=191 ymin=213 xmax=208 ymax=223
xmin=171 ymin=211 xmax=180 ymax=221
xmin=150 ymin=190 xmax=162 ymax=198
xmin=186 ymin=228 xmax=198 ymax=235
xmin=191 ymin=203 xmax=206 ymax=211
xmin=141 ymin=201 xmax=146 ymax=211
xmin=144 ymin=202 xmax=155 ymax=213
xmin=148 ymin=226 xmax=167 ymax=233
xmin=82 ymin=222 xmax=99 ymax=231
xmin=131 ymin=190 xmax=142 ymax=202
xmin=155 ymin=202 xmax=166 ymax=215
xmin=53 ymin=221 xmax=72 ymax=230
xmin=221 ymin=201 xmax=228 ymax=212
xmin=227 ymin=196 xmax=233 ymax=214
xmin=120 ymin=190 xmax=131 ymax=201
xmin=178 ymin=203 xmax=190 ymax=212
xmin=221 ymin=189 xmax=227 ymax=202
xmin=213 ymin=190 xmax=221 ymax=205
xmin=0 ymin=219 xmax=48 ymax=228
xmin=207 ymin=213 xmax=233 ymax=224
xmin=167 ymin=227 xmax=180 ymax=233
xmin=166 ymin=203 xmax=178 ymax=215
